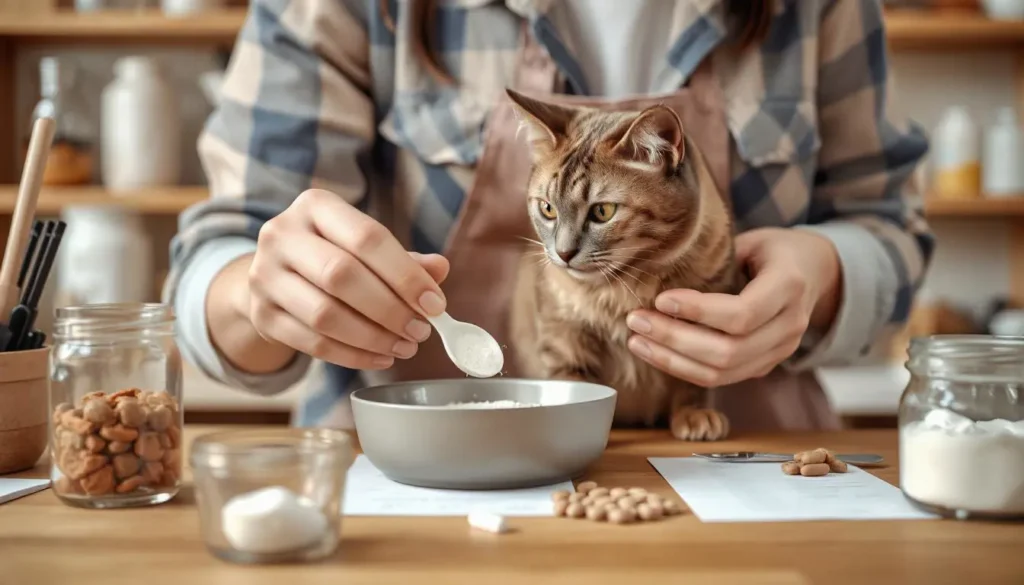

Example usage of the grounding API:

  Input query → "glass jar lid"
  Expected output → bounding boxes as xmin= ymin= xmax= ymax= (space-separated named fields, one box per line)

xmin=53 ymin=302 xmax=174 ymax=343
xmin=190 ymin=428 xmax=355 ymax=472
xmin=908 ymin=335 xmax=1024 ymax=383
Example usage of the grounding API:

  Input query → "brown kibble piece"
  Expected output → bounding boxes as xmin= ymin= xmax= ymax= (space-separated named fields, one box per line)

xmin=568 ymin=492 xmax=586 ymax=503
xmin=116 ymin=475 xmax=146 ymax=494
xmin=81 ymin=391 xmax=106 ymax=403
xmin=142 ymin=462 xmax=164 ymax=484
xmin=161 ymin=466 xmax=180 ymax=487
xmin=566 ymin=502 xmax=585 ymax=518
xmin=553 ymin=499 xmax=569 ymax=516
xmin=69 ymin=454 xmax=107 ymax=480
xmin=552 ymin=489 xmax=571 ymax=501
xmin=52 ymin=403 xmax=73 ymax=425
xmin=662 ymin=500 xmax=682 ymax=515
xmin=85 ymin=435 xmax=106 ymax=454
xmin=82 ymin=399 xmax=115 ymax=425
xmin=628 ymin=487 xmax=647 ymax=498
xmin=112 ymin=453 xmax=140 ymax=479
xmin=100 ymin=424 xmax=139 ymax=443
xmin=591 ymin=496 xmax=612 ymax=508
xmin=116 ymin=398 xmax=147 ymax=428
xmin=108 ymin=441 xmax=131 ymax=454
xmin=800 ymin=463 xmax=831 ymax=477
xmin=576 ymin=480 xmax=598 ymax=494
xmin=828 ymin=457 xmax=848 ymax=474
xmin=609 ymin=487 xmax=627 ymax=499
xmin=166 ymin=425 xmax=180 ymax=448
xmin=135 ymin=432 xmax=164 ymax=462
xmin=588 ymin=487 xmax=609 ymax=498
xmin=796 ymin=448 xmax=828 ymax=465
xmin=60 ymin=411 xmax=95 ymax=435
xmin=56 ymin=475 xmax=82 ymax=495
xmin=617 ymin=497 xmax=638 ymax=510
xmin=645 ymin=494 xmax=664 ymax=507
xmin=607 ymin=509 xmax=628 ymax=524
xmin=585 ymin=506 xmax=607 ymax=521
xmin=647 ymin=503 xmax=665 ymax=518
xmin=158 ymin=433 xmax=172 ymax=449
xmin=781 ymin=461 xmax=802 ymax=475
xmin=637 ymin=503 xmax=662 ymax=521
xmin=147 ymin=406 xmax=173 ymax=432
xmin=109 ymin=388 xmax=141 ymax=403
xmin=80 ymin=465 xmax=115 ymax=496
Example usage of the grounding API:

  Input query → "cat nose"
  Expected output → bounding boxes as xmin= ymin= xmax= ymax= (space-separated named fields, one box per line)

xmin=556 ymin=248 xmax=578 ymax=264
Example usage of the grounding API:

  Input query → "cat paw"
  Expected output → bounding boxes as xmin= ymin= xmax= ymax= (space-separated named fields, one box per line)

xmin=670 ymin=408 xmax=730 ymax=441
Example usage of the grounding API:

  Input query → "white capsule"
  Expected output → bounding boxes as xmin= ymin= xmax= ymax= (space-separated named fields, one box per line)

xmin=467 ymin=510 xmax=508 ymax=534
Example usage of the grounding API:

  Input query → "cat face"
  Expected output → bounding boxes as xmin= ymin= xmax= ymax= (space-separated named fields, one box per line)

xmin=507 ymin=90 xmax=702 ymax=283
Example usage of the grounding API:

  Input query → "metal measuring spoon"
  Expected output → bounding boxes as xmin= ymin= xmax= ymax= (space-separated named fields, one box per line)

xmin=427 ymin=312 xmax=504 ymax=378
xmin=692 ymin=452 xmax=884 ymax=465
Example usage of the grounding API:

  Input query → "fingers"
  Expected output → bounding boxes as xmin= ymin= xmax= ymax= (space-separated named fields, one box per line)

xmin=275 ymin=232 xmax=433 ymax=343
xmin=410 ymin=252 xmax=451 ymax=285
xmin=299 ymin=189 xmax=447 ymax=317
xmin=629 ymin=332 xmax=794 ymax=387
xmin=257 ymin=270 xmax=419 ymax=359
xmin=250 ymin=303 xmax=395 ymax=371
xmin=654 ymin=269 xmax=798 ymax=336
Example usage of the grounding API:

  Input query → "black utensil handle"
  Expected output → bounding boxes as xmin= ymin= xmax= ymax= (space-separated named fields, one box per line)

xmin=26 ymin=220 xmax=65 ymax=310
xmin=4 ymin=305 xmax=30 ymax=352
xmin=17 ymin=221 xmax=42 ymax=289
xmin=22 ymin=221 xmax=55 ymax=306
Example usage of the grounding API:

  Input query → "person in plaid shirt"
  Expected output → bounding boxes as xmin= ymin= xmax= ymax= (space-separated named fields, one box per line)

xmin=165 ymin=0 xmax=933 ymax=431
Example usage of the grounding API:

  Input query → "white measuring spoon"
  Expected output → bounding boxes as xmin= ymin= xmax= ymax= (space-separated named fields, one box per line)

xmin=426 ymin=312 xmax=504 ymax=378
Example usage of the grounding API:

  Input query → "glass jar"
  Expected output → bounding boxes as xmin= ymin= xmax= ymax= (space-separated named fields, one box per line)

xmin=32 ymin=57 xmax=96 ymax=186
xmin=49 ymin=303 xmax=183 ymax=509
xmin=190 ymin=428 xmax=355 ymax=564
xmin=899 ymin=335 xmax=1024 ymax=520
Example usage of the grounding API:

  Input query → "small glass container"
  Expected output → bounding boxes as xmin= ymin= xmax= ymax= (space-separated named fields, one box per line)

xmin=32 ymin=57 xmax=96 ymax=186
xmin=190 ymin=428 xmax=356 ymax=564
xmin=49 ymin=303 xmax=183 ymax=508
xmin=899 ymin=335 xmax=1024 ymax=520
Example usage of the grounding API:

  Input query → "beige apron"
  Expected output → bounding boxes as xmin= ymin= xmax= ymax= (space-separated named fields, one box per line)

xmin=377 ymin=25 xmax=840 ymax=433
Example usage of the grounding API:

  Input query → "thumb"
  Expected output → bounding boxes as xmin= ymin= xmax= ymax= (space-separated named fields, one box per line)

xmin=408 ymin=252 xmax=450 ymax=285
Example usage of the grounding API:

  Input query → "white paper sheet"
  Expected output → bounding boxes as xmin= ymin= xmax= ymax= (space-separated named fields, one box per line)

xmin=342 ymin=455 xmax=573 ymax=516
xmin=649 ymin=457 xmax=938 ymax=523
xmin=0 ymin=478 xmax=50 ymax=506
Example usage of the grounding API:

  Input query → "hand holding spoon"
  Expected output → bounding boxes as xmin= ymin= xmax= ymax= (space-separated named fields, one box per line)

xmin=427 ymin=312 xmax=504 ymax=377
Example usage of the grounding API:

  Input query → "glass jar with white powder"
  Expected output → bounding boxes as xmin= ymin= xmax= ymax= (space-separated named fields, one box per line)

xmin=899 ymin=335 xmax=1024 ymax=520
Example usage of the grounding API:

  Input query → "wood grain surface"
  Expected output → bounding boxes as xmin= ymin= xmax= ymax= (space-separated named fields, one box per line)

xmin=1 ymin=426 xmax=1022 ymax=585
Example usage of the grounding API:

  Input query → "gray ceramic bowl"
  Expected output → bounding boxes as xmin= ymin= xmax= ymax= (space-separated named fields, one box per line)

xmin=350 ymin=378 xmax=617 ymax=490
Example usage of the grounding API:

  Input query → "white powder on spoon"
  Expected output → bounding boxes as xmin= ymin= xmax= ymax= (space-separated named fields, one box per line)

xmin=445 ymin=400 xmax=536 ymax=409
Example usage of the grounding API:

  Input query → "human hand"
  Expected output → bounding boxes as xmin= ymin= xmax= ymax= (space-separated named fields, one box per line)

xmin=246 ymin=189 xmax=449 ymax=370
xmin=624 ymin=227 xmax=841 ymax=387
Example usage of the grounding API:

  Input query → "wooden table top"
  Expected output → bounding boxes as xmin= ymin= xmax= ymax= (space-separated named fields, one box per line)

xmin=1 ymin=426 xmax=1022 ymax=585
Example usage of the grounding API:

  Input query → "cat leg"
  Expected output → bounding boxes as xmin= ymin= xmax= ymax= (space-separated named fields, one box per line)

xmin=669 ymin=387 xmax=730 ymax=441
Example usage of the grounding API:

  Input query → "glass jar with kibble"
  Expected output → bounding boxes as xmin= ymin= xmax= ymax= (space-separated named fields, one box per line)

xmin=48 ymin=303 xmax=183 ymax=508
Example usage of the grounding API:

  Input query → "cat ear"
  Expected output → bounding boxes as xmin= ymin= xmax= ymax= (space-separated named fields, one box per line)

xmin=506 ymin=88 xmax=574 ymax=159
xmin=608 ymin=105 xmax=685 ymax=171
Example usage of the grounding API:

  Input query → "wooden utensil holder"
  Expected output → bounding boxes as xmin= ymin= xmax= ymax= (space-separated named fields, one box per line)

xmin=0 ymin=347 xmax=49 ymax=474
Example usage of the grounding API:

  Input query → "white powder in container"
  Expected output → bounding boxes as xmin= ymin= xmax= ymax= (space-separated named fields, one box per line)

xmin=900 ymin=408 xmax=1024 ymax=515
xmin=221 ymin=486 xmax=329 ymax=553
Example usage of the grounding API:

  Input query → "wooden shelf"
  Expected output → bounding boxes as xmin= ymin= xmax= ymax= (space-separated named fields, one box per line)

xmin=0 ymin=9 xmax=1021 ymax=50
xmin=0 ymin=9 xmax=246 ymax=45
xmin=924 ymin=196 xmax=1024 ymax=217
xmin=0 ymin=186 xmax=207 ymax=215
xmin=885 ymin=10 xmax=1024 ymax=50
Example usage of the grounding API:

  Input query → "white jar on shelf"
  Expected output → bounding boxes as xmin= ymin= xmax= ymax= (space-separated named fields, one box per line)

xmin=932 ymin=106 xmax=981 ymax=200
xmin=983 ymin=107 xmax=1024 ymax=197
xmin=56 ymin=206 xmax=154 ymax=308
xmin=101 ymin=56 xmax=181 ymax=192
xmin=161 ymin=0 xmax=224 ymax=16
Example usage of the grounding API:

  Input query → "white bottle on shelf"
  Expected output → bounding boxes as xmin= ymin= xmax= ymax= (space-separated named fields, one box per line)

xmin=983 ymin=107 xmax=1024 ymax=197
xmin=161 ymin=0 xmax=224 ymax=16
xmin=932 ymin=106 xmax=981 ymax=200
xmin=56 ymin=206 xmax=154 ymax=307
xmin=101 ymin=56 xmax=181 ymax=192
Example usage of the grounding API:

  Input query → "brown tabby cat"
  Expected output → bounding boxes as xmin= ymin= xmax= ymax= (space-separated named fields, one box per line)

xmin=506 ymin=89 xmax=743 ymax=441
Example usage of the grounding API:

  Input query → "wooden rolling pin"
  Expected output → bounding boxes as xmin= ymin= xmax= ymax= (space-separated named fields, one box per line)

xmin=0 ymin=117 xmax=56 ymax=320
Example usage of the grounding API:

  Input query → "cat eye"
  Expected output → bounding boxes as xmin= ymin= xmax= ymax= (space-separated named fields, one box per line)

xmin=589 ymin=203 xmax=618 ymax=223
xmin=538 ymin=200 xmax=558 ymax=220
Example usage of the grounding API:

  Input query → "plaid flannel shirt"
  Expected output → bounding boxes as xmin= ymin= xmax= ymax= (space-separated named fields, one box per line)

xmin=165 ymin=0 xmax=933 ymax=426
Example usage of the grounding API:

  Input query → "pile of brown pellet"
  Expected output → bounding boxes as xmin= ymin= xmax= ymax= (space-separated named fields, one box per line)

xmin=552 ymin=481 xmax=683 ymax=524
xmin=782 ymin=448 xmax=848 ymax=477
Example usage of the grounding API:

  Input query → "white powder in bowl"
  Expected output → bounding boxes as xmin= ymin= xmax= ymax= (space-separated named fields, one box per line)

xmin=444 ymin=400 xmax=536 ymax=409
xmin=900 ymin=408 xmax=1024 ymax=515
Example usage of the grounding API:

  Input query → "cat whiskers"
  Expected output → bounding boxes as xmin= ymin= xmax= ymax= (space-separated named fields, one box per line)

xmin=595 ymin=260 xmax=644 ymax=306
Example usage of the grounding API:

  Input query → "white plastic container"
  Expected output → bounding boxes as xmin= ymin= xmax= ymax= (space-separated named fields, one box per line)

xmin=56 ymin=206 xmax=154 ymax=306
xmin=101 ymin=56 xmax=181 ymax=191
xmin=161 ymin=0 xmax=224 ymax=16
xmin=983 ymin=107 xmax=1024 ymax=196
xmin=982 ymin=0 xmax=1024 ymax=20
xmin=932 ymin=106 xmax=981 ymax=200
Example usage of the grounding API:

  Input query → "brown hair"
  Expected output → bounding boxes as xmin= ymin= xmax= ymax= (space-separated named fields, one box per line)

xmin=380 ymin=0 xmax=775 ymax=86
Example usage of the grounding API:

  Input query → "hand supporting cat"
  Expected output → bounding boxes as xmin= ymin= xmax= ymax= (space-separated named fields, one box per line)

xmin=626 ymin=227 xmax=842 ymax=388
xmin=505 ymin=89 xmax=739 ymax=441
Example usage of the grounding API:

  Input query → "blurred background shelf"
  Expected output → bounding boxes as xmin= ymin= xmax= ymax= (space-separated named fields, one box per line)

xmin=0 ymin=186 xmax=206 ymax=214
xmin=0 ymin=9 xmax=1022 ymax=50
xmin=0 ymin=8 xmax=245 ymax=45
xmin=925 ymin=196 xmax=1024 ymax=217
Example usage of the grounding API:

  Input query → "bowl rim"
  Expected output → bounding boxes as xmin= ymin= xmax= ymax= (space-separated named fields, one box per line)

xmin=350 ymin=377 xmax=616 ymax=410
